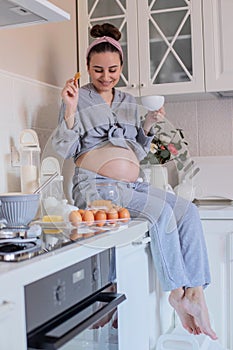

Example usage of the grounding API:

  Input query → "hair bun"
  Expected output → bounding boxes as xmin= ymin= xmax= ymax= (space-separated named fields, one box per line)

xmin=90 ymin=23 xmax=121 ymax=41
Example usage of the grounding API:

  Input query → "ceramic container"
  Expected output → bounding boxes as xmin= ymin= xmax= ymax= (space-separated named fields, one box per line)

xmin=141 ymin=95 xmax=165 ymax=111
xmin=0 ymin=193 xmax=40 ymax=227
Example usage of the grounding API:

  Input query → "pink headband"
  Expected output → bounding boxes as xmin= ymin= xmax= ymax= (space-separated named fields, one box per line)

xmin=86 ymin=36 xmax=123 ymax=60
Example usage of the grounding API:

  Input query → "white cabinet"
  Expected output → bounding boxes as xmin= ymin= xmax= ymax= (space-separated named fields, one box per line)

xmin=77 ymin=0 xmax=204 ymax=97
xmin=116 ymin=235 xmax=150 ymax=349
xmin=77 ymin=0 xmax=233 ymax=97
xmin=203 ymin=0 xmax=233 ymax=94
xmin=136 ymin=0 xmax=204 ymax=96
xmin=0 ymin=278 xmax=27 ymax=350
xmin=116 ymin=234 xmax=173 ymax=350
xmin=201 ymin=219 xmax=233 ymax=350
xmin=228 ymin=231 xmax=233 ymax=350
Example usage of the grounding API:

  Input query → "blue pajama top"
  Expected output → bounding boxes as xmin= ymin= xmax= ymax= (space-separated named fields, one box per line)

xmin=52 ymin=83 xmax=154 ymax=162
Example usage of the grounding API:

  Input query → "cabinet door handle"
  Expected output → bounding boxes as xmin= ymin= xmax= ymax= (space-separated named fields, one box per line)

xmin=140 ymin=83 xmax=146 ymax=87
xmin=0 ymin=301 xmax=14 ymax=321
xmin=132 ymin=236 xmax=151 ymax=246
xmin=131 ymin=83 xmax=136 ymax=88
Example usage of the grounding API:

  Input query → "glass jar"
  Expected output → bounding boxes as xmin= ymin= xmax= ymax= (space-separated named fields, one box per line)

xmin=20 ymin=129 xmax=41 ymax=194
xmin=86 ymin=182 xmax=121 ymax=210
xmin=20 ymin=147 xmax=40 ymax=194
xmin=40 ymin=175 xmax=65 ymax=216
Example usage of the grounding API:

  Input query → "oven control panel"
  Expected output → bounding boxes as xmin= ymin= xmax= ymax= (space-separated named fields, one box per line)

xmin=54 ymin=279 xmax=66 ymax=304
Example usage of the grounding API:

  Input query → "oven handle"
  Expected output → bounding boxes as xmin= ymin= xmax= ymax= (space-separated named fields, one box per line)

xmin=27 ymin=292 xmax=126 ymax=350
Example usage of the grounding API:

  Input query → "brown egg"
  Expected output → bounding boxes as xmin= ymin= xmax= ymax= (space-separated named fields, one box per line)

xmin=91 ymin=209 xmax=98 ymax=216
xmin=82 ymin=210 xmax=94 ymax=225
xmin=107 ymin=208 xmax=119 ymax=223
xmin=78 ymin=209 xmax=85 ymax=216
xmin=118 ymin=207 xmax=130 ymax=223
xmin=69 ymin=210 xmax=82 ymax=226
xmin=95 ymin=210 xmax=107 ymax=227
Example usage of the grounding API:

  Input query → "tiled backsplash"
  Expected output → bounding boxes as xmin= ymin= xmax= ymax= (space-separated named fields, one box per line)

xmin=165 ymin=97 xmax=233 ymax=157
xmin=1 ymin=69 xmax=233 ymax=194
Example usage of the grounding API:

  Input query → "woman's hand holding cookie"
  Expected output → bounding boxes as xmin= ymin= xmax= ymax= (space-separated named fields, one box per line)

xmin=62 ymin=72 xmax=81 ymax=128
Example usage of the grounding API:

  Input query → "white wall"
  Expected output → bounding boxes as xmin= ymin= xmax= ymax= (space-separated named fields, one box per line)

xmin=0 ymin=0 xmax=77 ymax=87
xmin=0 ymin=0 xmax=76 ymax=195
xmin=0 ymin=69 xmax=61 ymax=193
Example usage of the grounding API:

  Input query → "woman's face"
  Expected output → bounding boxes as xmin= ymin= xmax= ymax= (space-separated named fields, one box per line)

xmin=87 ymin=51 xmax=122 ymax=93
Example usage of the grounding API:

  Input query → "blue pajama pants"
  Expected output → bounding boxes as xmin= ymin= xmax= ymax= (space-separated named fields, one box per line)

xmin=72 ymin=167 xmax=211 ymax=292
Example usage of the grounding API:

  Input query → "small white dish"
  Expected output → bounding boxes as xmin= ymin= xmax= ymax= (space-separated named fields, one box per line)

xmin=141 ymin=95 xmax=165 ymax=111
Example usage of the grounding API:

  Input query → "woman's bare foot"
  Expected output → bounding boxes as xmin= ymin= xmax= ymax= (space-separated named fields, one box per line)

xmin=182 ymin=287 xmax=217 ymax=340
xmin=169 ymin=287 xmax=217 ymax=340
xmin=169 ymin=288 xmax=202 ymax=335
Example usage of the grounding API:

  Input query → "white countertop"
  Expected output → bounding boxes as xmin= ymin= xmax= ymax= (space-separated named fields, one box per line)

xmin=198 ymin=204 xmax=233 ymax=220
xmin=0 ymin=220 xmax=148 ymax=285
xmin=2 ymin=204 xmax=233 ymax=283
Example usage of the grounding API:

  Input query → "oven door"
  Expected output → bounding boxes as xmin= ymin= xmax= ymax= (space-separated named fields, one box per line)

xmin=27 ymin=289 xmax=125 ymax=350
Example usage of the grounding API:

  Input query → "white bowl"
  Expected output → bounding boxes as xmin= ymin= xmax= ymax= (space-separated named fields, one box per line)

xmin=141 ymin=95 xmax=165 ymax=111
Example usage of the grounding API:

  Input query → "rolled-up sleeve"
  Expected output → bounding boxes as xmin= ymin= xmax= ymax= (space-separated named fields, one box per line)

xmin=136 ymin=122 xmax=155 ymax=155
xmin=52 ymin=103 xmax=83 ymax=159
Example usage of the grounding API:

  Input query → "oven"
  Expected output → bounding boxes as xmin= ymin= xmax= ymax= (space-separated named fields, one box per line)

xmin=25 ymin=248 xmax=125 ymax=350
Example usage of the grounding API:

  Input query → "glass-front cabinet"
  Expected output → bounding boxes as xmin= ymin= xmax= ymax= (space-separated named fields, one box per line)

xmin=77 ymin=0 xmax=204 ymax=97
xmin=77 ymin=0 xmax=137 ymax=93
xmin=137 ymin=0 xmax=205 ymax=96
xmin=77 ymin=1 xmax=233 ymax=96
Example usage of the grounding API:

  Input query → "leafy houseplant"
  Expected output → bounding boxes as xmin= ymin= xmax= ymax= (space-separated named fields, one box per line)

xmin=141 ymin=122 xmax=189 ymax=171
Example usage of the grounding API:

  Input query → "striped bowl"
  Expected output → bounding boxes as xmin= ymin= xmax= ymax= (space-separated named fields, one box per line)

xmin=0 ymin=193 xmax=40 ymax=228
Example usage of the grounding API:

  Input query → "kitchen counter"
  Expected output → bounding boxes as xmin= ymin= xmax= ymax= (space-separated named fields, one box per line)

xmin=0 ymin=219 xmax=150 ymax=350
xmin=0 ymin=219 xmax=148 ymax=280
xmin=198 ymin=203 xmax=233 ymax=220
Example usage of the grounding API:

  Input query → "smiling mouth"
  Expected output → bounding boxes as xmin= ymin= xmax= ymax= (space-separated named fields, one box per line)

xmin=100 ymin=81 xmax=113 ymax=86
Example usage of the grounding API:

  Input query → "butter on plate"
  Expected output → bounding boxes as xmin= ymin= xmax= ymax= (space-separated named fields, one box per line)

xmin=42 ymin=215 xmax=64 ymax=234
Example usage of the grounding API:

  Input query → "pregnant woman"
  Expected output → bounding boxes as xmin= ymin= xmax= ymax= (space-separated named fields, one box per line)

xmin=52 ymin=23 xmax=217 ymax=340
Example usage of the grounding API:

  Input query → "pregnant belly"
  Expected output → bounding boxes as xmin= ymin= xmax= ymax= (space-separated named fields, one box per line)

xmin=76 ymin=144 xmax=140 ymax=182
